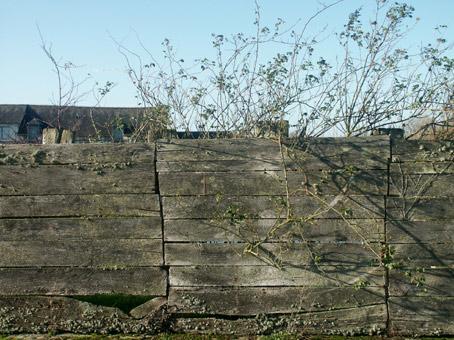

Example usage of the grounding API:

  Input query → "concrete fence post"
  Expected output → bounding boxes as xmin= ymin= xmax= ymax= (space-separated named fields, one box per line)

xmin=42 ymin=128 xmax=58 ymax=144
xmin=42 ymin=128 xmax=73 ymax=144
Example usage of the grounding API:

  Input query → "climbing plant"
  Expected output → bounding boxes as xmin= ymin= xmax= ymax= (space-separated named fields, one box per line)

xmin=116 ymin=0 xmax=453 ymax=139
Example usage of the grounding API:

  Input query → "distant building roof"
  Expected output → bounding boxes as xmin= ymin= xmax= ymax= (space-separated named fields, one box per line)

xmin=0 ymin=104 xmax=148 ymax=139
xmin=0 ymin=104 xmax=29 ymax=125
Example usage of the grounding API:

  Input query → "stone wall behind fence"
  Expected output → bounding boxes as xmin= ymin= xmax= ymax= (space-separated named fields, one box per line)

xmin=0 ymin=136 xmax=452 ymax=336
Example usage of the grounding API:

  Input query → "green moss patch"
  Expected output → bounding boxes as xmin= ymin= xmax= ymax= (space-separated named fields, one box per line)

xmin=71 ymin=294 xmax=153 ymax=314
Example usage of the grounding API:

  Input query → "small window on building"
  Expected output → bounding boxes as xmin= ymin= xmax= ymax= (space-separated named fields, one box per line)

xmin=27 ymin=121 xmax=42 ymax=142
xmin=0 ymin=124 xmax=19 ymax=142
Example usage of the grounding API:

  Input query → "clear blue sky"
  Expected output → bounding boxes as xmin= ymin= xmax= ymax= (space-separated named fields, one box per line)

xmin=1 ymin=0 xmax=453 ymax=107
